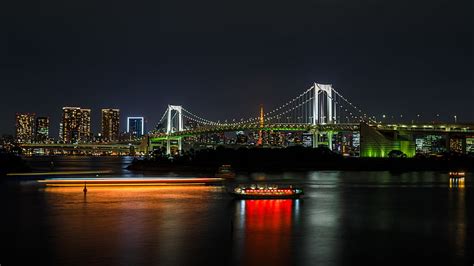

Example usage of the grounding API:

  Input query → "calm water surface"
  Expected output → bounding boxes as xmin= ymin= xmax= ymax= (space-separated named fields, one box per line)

xmin=1 ymin=157 xmax=472 ymax=265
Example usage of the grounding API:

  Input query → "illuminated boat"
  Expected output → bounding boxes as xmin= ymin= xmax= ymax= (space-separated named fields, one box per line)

xmin=230 ymin=184 xmax=303 ymax=199
xmin=449 ymin=171 xmax=465 ymax=178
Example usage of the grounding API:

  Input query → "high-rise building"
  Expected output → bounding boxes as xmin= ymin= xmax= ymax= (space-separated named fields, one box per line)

xmin=101 ymin=109 xmax=120 ymax=142
xmin=35 ymin=117 xmax=49 ymax=142
xmin=61 ymin=107 xmax=91 ymax=143
xmin=58 ymin=122 xmax=63 ymax=141
xmin=15 ymin=113 xmax=35 ymax=143
xmin=127 ymin=117 xmax=144 ymax=138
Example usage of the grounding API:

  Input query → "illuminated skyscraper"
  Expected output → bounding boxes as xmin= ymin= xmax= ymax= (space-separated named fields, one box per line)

xmin=35 ymin=117 xmax=49 ymax=142
xmin=15 ymin=113 xmax=35 ymax=143
xmin=61 ymin=107 xmax=91 ymax=143
xmin=101 ymin=109 xmax=120 ymax=142
xmin=127 ymin=117 xmax=144 ymax=138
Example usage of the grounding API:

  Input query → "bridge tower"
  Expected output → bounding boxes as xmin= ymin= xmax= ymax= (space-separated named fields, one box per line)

xmin=312 ymin=83 xmax=337 ymax=125
xmin=166 ymin=105 xmax=183 ymax=134
xmin=166 ymin=105 xmax=183 ymax=155
xmin=312 ymin=83 xmax=337 ymax=150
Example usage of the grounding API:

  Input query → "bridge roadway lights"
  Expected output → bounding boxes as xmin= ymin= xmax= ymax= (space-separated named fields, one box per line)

xmin=167 ymin=123 xmax=360 ymax=138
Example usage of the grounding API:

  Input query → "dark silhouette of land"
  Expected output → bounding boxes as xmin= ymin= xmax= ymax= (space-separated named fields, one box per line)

xmin=0 ymin=152 xmax=30 ymax=176
xmin=128 ymin=146 xmax=474 ymax=173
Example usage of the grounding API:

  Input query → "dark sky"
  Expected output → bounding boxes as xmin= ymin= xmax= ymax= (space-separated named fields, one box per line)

xmin=1 ymin=0 xmax=473 ymax=135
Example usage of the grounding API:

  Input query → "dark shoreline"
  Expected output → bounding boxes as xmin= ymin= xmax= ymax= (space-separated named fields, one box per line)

xmin=0 ymin=153 xmax=30 ymax=177
xmin=127 ymin=158 xmax=474 ymax=173
xmin=127 ymin=147 xmax=474 ymax=173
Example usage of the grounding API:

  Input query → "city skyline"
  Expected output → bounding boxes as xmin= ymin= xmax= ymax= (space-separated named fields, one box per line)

xmin=11 ymin=85 xmax=474 ymax=156
xmin=9 ymin=107 xmax=146 ymax=139
xmin=1 ymin=0 xmax=472 ymax=136
xmin=7 ymin=102 xmax=473 ymax=139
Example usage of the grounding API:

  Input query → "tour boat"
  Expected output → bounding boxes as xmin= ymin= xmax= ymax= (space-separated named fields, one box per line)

xmin=230 ymin=184 xmax=303 ymax=199
xmin=449 ymin=171 xmax=466 ymax=178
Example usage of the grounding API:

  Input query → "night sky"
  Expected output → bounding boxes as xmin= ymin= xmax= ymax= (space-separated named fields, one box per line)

xmin=1 ymin=0 xmax=472 ymax=135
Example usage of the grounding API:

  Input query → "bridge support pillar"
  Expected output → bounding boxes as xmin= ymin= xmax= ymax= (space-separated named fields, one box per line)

xmin=313 ymin=131 xmax=319 ymax=148
xmin=327 ymin=131 xmax=333 ymax=151
xmin=164 ymin=138 xmax=183 ymax=155
xmin=178 ymin=138 xmax=182 ymax=154
xmin=166 ymin=139 xmax=171 ymax=155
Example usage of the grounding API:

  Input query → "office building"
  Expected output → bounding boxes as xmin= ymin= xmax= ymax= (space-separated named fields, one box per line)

xmin=127 ymin=117 xmax=145 ymax=138
xmin=60 ymin=107 xmax=91 ymax=143
xmin=15 ymin=113 xmax=35 ymax=143
xmin=35 ymin=117 xmax=49 ymax=142
xmin=102 ymin=109 xmax=120 ymax=142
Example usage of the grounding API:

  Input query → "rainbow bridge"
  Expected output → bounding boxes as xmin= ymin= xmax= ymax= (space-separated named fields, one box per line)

xmin=147 ymin=83 xmax=474 ymax=157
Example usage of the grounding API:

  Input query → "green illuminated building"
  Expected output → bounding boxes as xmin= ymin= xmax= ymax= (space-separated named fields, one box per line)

xmin=360 ymin=123 xmax=415 ymax=157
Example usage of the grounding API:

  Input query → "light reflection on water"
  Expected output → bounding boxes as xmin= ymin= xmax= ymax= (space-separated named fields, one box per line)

xmin=234 ymin=199 xmax=295 ymax=266
xmin=43 ymin=186 xmax=228 ymax=265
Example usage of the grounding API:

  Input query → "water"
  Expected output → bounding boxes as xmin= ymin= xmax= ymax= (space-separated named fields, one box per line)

xmin=1 ymin=157 xmax=472 ymax=265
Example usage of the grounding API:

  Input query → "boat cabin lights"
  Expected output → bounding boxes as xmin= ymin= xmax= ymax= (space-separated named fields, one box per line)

xmin=449 ymin=172 xmax=465 ymax=177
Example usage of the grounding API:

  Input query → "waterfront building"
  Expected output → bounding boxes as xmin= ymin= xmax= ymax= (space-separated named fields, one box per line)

xmin=35 ymin=116 xmax=49 ymax=142
xmin=467 ymin=137 xmax=474 ymax=154
xmin=15 ymin=113 xmax=35 ymax=143
xmin=449 ymin=138 xmax=463 ymax=154
xmin=127 ymin=117 xmax=144 ymax=138
xmin=102 ymin=109 xmax=120 ymax=142
xmin=60 ymin=107 xmax=91 ymax=143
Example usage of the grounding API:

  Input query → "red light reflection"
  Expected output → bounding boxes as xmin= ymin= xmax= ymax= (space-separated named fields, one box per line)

xmin=241 ymin=200 xmax=293 ymax=266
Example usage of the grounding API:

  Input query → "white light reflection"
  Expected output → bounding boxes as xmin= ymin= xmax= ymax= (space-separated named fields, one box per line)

xmin=239 ymin=200 xmax=245 ymax=228
xmin=294 ymin=199 xmax=300 ymax=216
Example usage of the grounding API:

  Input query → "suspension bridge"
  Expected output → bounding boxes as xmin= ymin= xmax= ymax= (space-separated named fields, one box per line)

xmin=19 ymin=82 xmax=474 ymax=157
xmin=146 ymin=82 xmax=474 ymax=157
xmin=156 ymin=83 xmax=374 ymax=134
xmin=148 ymin=83 xmax=377 ymax=155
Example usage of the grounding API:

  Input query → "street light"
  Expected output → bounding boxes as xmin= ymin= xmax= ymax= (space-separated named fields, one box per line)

xmin=454 ymin=115 xmax=457 ymax=123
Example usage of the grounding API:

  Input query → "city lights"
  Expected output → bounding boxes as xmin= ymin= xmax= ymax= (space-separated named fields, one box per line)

xmin=7 ymin=83 xmax=474 ymax=158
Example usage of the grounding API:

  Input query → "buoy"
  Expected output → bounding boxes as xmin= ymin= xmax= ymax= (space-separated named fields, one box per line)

xmin=83 ymin=182 xmax=88 ymax=193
